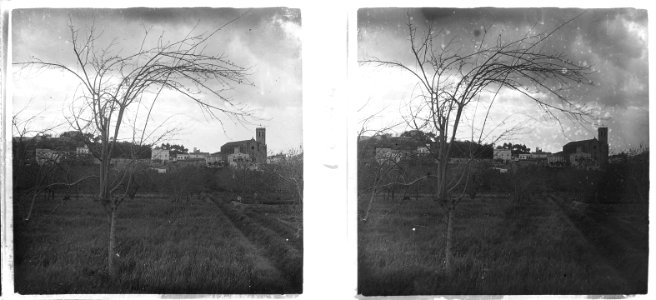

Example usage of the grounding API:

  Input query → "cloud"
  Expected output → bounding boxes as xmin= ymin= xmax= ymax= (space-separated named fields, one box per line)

xmin=12 ymin=7 xmax=302 ymax=153
xmin=358 ymin=7 xmax=648 ymax=152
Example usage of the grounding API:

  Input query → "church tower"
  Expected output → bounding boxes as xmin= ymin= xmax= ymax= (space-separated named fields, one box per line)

xmin=598 ymin=127 xmax=609 ymax=169
xmin=598 ymin=127 xmax=608 ymax=144
xmin=256 ymin=127 xmax=266 ymax=145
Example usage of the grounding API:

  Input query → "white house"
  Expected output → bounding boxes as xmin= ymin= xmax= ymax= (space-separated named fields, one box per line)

xmin=493 ymin=148 xmax=512 ymax=162
xmin=176 ymin=153 xmax=190 ymax=160
xmin=151 ymin=148 xmax=170 ymax=161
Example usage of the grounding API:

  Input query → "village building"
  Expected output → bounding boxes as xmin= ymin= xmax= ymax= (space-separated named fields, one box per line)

xmin=519 ymin=148 xmax=550 ymax=161
xmin=569 ymin=152 xmax=594 ymax=168
xmin=220 ymin=127 xmax=267 ymax=165
xmin=206 ymin=152 xmax=223 ymax=167
xmin=188 ymin=148 xmax=210 ymax=159
xmin=562 ymin=127 xmax=609 ymax=169
xmin=547 ymin=152 xmax=567 ymax=167
xmin=530 ymin=149 xmax=549 ymax=160
xmin=227 ymin=152 xmax=252 ymax=167
xmin=493 ymin=148 xmax=512 ymax=162
xmin=151 ymin=148 xmax=170 ymax=161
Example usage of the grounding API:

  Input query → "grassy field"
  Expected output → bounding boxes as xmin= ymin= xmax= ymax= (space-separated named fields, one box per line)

xmin=14 ymin=192 xmax=302 ymax=294
xmin=358 ymin=192 xmax=648 ymax=295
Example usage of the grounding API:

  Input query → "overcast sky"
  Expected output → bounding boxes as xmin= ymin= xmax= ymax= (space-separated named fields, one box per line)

xmin=12 ymin=7 xmax=302 ymax=154
xmin=358 ymin=8 xmax=648 ymax=153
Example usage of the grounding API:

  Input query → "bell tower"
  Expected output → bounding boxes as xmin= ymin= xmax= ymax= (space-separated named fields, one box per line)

xmin=598 ymin=127 xmax=608 ymax=144
xmin=256 ymin=127 xmax=266 ymax=145
xmin=598 ymin=126 xmax=609 ymax=169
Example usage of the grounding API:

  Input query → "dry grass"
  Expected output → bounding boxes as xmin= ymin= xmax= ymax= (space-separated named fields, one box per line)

xmin=358 ymin=192 xmax=647 ymax=295
xmin=14 ymin=192 xmax=302 ymax=294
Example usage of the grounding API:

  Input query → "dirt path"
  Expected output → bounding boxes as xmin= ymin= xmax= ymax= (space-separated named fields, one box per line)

xmin=243 ymin=209 xmax=303 ymax=252
xmin=205 ymin=196 xmax=293 ymax=292
xmin=542 ymin=193 xmax=642 ymax=292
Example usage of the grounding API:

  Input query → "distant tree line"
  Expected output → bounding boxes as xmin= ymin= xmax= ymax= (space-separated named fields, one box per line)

xmin=497 ymin=142 xmax=531 ymax=155
xmin=13 ymin=131 xmax=151 ymax=161
xmin=359 ymin=130 xmax=493 ymax=159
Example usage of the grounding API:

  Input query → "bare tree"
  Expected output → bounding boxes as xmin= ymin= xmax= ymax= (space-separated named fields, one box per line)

xmin=360 ymin=155 xmax=427 ymax=223
xmin=17 ymin=20 xmax=252 ymax=278
xmin=11 ymin=108 xmax=92 ymax=220
xmin=361 ymin=18 xmax=592 ymax=273
xmin=12 ymin=102 xmax=64 ymax=175
xmin=265 ymin=147 xmax=303 ymax=236
xmin=269 ymin=149 xmax=303 ymax=204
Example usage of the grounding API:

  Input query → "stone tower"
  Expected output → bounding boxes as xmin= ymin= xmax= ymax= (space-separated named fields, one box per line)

xmin=598 ymin=127 xmax=608 ymax=144
xmin=256 ymin=127 xmax=266 ymax=145
xmin=598 ymin=127 xmax=609 ymax=169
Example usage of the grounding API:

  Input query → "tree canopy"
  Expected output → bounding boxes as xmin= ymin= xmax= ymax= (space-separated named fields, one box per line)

xmin=160 ymin=143 xmax=189 ymax=156
xmin=499 ymin=143 xmax=531 ymax=155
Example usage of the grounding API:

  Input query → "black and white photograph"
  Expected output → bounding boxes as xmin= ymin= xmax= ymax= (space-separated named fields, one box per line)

xmin=10 ymin=7 xmax=302 ymax=294
xmin=357 ymin=7 xmax=648 ymax=295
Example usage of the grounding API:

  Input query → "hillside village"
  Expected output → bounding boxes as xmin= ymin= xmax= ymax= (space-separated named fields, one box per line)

xmin=360 ymin=127 xmax=615 ymax=171
xmin=15 ymin=127 xmax=292 ymax=172
xmin=150 ymin=127 xmax=274 ymax=171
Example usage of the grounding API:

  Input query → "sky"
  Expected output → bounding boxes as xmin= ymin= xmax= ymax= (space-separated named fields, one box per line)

xmin=12 ymin=7 xmax=302 ymax=154
xmin=357 ymin=8 xmax=648 ymax=153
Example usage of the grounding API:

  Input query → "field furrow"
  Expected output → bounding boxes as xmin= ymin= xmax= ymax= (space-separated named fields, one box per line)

xmin=206 ymin=193 xmax=303 ymax=292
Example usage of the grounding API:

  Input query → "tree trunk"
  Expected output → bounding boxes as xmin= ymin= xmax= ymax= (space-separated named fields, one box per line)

xmin=24 ymin=192 xmax=39 ymax=221
xmin=436 ymin=156 xmax=454 ymax=274
xmin=108 ymin=207 xmax=118 ymax=279
xmin=444 ymin=206 xmax=455 ymax=274
xmin=363 ymin=185 xmax=378 ymax=222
